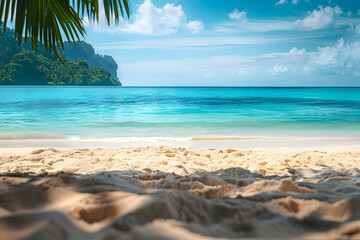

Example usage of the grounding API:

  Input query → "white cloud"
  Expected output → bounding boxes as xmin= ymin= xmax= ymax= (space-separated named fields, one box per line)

xmin=310 ymin=38 xmax=345 ymax=66
xmin=309 ymin=39 xmax=360 ymax=76
xmin=288 ymin=39 xmax=360 ymax=76
xmin=270 ymin=39 xmax=360 ymax=76
xmin=349 ymin=24 xmax=360 ymax=34
xmin=275 ymin=0 xmax=287 ymax=5
xmin=215 ymin=19 xmax=297 ymax=33
xmin=118 ymin=39 xmax=360 ymax=86
xmin=123 ymin=0 xmax=185 ymax=35
xmin=270 ymin=64 xmax=288 ymax=74
xmin=228 ymin=9 xmax=247 ymax=21
xmin=120 ymin=56 xmax=258 ymax=81
xmin=218 ymin=4 xmax=360 ymax=33
xmin=86 ymin=0 xmax=203 ymax=35
xmin=276 ymin=0 xmax=309 ymax=5
xmin=94 ymin=36 xmax=275 ymax=50
xmin=296 ymin=5 xmax=342 ymax=30
xmin=185 ymin=20 xmax=204 ymax=33
xmin=269 ymin=39 xmax=360 ymax=76
xmin=289 ymin=47 xmax=307 ymax=56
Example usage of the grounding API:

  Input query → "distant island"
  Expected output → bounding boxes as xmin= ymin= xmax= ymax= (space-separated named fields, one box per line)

xmin=0 ymin=25 xmax=121 ymax=86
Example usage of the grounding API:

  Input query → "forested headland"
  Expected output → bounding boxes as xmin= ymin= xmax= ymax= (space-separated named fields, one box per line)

xmin=0 ymin=25 xmax=121 ymax=86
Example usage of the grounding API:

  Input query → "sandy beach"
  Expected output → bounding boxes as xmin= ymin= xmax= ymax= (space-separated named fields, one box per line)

xmin=2 ymin=0 xmax=360 ymax=238
xmin=0 ymin=145 xmax=359 ymax=239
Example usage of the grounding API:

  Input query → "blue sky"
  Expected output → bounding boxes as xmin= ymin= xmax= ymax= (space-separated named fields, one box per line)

xmin=82 ymin=0 xmax=360 ymax=86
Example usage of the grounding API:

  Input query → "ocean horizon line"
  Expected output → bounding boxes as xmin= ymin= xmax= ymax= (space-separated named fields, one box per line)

xmin=1 ymin=85 xmax=360 ymax=88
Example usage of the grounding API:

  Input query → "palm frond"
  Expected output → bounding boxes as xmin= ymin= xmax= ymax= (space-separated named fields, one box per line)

xmin=0 ymin=0 xmax=130 ymax=62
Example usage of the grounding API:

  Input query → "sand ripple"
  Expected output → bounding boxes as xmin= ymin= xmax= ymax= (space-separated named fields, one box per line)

xmin=0 ymin=147 xmax=359 ymax=239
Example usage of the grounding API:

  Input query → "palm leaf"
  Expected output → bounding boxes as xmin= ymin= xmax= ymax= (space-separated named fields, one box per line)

xmin=0 ymin=0 xmax=130 ymax=62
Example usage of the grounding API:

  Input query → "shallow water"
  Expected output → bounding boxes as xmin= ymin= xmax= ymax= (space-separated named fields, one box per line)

xmin=1 ymin=86 xmax=360 ymax=140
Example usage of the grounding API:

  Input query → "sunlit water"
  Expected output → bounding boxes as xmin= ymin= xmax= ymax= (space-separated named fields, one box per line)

xmin=1 ymin=86 xmax=360 ymax=141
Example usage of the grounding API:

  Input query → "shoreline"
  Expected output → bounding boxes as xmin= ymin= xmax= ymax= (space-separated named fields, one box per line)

xmin=1 ymin=135 xmax=360 ymax=149
xmin=1 ymin=145 xmax=360 ymax=155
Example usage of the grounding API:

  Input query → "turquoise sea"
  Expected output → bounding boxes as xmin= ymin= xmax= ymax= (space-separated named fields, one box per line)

xmin=1 ymin=86 xmax=360 ymax=141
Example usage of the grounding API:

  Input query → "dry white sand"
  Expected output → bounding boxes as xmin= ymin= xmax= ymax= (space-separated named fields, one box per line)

xmin=0 ymin=146 xmax=359 ymax=239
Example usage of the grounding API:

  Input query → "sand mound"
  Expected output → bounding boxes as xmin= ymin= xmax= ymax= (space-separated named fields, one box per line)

xmin=0 ymin=147 xmax=359 ymax=239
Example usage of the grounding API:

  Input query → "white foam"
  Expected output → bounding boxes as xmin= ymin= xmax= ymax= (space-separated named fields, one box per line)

xmin=67 ymin=136 xmax=192 ymax=142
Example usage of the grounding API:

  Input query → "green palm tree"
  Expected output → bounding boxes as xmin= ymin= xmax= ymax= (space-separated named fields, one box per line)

xmin=0 ymin=0 xmax=130 ymax=62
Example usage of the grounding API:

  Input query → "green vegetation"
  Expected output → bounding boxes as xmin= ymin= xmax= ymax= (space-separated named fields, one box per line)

xmin=0 ymin=25 xmax=121 ymax=86
xmin=63 ymin=41 xmax=118 ymax=78
xmin=0 ymin=0 xmax=130 ymax=61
